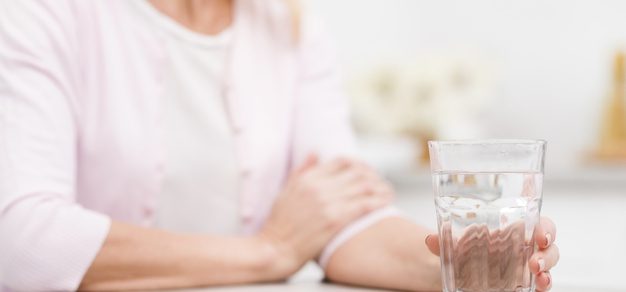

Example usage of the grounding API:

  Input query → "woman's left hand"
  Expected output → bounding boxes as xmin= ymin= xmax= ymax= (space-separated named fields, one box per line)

xmin=425 ymin=217 xmax=559 ymax=291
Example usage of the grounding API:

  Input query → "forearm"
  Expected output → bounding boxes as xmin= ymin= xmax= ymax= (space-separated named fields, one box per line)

xmin=324 ymin=217 xmax=441 ymax=292
xmin=79 ymin=222 xmax=286 ymax=291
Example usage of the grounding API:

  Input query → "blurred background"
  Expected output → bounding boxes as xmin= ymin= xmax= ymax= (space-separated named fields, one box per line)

xmin=303 ymin=0 xmax=626 ymax=290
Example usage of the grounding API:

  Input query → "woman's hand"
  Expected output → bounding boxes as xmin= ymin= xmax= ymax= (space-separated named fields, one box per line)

xmin=425 ymin=217 xmax=559 ymax=291
xmin=528 ymin=217 xmax=559 ymax=291
xmin=257 ymin=154 xmax=393 ymax=279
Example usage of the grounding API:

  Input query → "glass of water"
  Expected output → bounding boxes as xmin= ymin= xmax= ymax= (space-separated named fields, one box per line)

xmin=428 ymin=140 xmax=546 ymax=292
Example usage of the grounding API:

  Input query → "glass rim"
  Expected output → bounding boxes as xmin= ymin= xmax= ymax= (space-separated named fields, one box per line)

xmin=428 ymin=139 xmax=546 ymax=146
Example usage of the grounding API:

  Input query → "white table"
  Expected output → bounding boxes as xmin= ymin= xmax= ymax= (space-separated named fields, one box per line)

xmin=183 ymin=282 xmax=385 ymax=292
xmin=174 ymin=262 xmax=622 ymax=292
xmin=182 ymin=280 xmax=622 ymax=292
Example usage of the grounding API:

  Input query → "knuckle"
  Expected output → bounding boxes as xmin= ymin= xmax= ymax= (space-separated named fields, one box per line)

xmin=356 ymin=197 xmax=377 ymax=212
xmin=358 ymin=182 xmax=372 ymax=194
xmin=323 ymin=209 xmax=342 ymax=229
xmin=346 ymin=160 xmax=361 ymax=170
xmin=336 ymin=157 xmax=351 ymax=166
xmin=358 ymin=169 xmax=371 ymax=180
xmin=329 ymin=159 xmax=343 ymax=168
xmin=360 ymin=201 xmax=374 ymax=214
xmin=361 ymin=163 xmax=376 ymax=174
xmin=301 ymin=182 xmax=319 ymax=197
xmin=355 ymin=164 xmax=368 ymax=174
xmin=327 ymin=217 xmax=341 ymax=230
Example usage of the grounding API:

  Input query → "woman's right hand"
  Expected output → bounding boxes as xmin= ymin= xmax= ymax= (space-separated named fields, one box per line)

xmin=257 ymin=154 xmax=393 ymax=279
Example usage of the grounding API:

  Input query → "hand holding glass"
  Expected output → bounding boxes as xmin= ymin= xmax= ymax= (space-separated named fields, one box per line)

xmin=429 ymin=140 xmax=546 ymax=292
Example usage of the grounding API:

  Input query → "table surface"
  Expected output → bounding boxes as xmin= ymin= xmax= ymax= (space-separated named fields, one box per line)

xmin=167 ymin=263 xmax=622 ymax=292
xmin=179 ymin=281 xmax=623 ymax=292
xmin=182 ymin=282 xmax=383 ymax=292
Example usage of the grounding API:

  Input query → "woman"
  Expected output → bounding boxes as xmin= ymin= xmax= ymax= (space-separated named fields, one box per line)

xmin=0 ymin=0 xmax=559 ymax=291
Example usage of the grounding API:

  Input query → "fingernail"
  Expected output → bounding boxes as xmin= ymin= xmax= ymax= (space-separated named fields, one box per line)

xmin=545 ymin=273 xmax=552 ymax=286
xmin=425 ymin=235 xmax=431 ymax=245
xmin=545 ymin=233 xmax=552 ymax=246
xmin=537 ymin=258 xmax=545 ymax=272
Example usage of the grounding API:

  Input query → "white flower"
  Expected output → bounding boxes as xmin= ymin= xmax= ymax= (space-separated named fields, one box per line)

xmin=349 ymin=53 xmax=495 ymax=139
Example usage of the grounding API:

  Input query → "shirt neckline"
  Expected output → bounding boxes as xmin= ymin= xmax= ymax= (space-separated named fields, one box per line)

xmin=132 ymin=0 xmax=233 ymax=48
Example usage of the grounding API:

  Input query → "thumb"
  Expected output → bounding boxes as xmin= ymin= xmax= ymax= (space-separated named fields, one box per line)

xmin=425 ymin=234 xmax=440 ymax=256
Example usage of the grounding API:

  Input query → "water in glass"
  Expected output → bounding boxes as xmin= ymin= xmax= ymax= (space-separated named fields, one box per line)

xmin=434 ymin=171 xmax=542 ymax=292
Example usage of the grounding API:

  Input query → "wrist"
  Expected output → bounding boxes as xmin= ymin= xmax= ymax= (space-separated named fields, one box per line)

xmin=250 ymin=232 xmax=301 ymax=281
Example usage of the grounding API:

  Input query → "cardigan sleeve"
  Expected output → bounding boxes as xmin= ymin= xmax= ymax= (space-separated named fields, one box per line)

xmin=291 ymin=14 xmax=402 ymax=270
xmin=0 ymin=1 xmax=111 ymax=290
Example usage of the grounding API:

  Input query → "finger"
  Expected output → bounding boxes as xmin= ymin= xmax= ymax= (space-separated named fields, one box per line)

xmin=425 ymin=234 xmax=440 ymax=256
xmin=333 ymin=162 xmax=391 ymax=189
xmin=298 ymin=156 xmax=348 ymax=185
xmin=375 ymin=181 xmax=394 ymax=199
xmin=353 ymin=162 xmax=383 ymax=182
xmin=335 ymin=180 xmax=393 ymax=202
xmin=535 ymin=271 xmax=552 ymax=291
xmin=529 ymin=244 xmax=560 ymax=273
xmin=294 ymin=153 xmax=319 ymax=175
xmin=534 ymin=217 xmax=556 ymax=249
xmin=316 ymin=157 xmax=354 ymax=176
xmin=336 ymin=181 xmax=375 ymax=200
xmin=330 ymin=166 xmax=371 ymax=187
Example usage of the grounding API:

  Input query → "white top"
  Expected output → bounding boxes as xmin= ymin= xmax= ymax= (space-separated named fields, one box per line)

xmin=139 ymin=3 xmax=242 ymax=235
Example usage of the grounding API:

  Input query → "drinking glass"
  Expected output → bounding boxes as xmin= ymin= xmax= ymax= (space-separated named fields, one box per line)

xmin=428 ymin=140 xmax=546 ymax=292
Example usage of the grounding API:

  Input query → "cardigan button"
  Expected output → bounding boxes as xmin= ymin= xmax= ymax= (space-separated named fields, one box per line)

xmin=232 ymin=124 xmax=244 ymax=134
xmin=143 ymin=206 xmax=154 ymax=218
xmin=241 ymin=206 xmax=254 ymax=221
xmin=240 ymin=168 xmax=251 ymax=178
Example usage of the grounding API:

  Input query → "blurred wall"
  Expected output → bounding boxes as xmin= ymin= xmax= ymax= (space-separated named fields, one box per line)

xmin=306 ymin=0 xmax=626 ymax=171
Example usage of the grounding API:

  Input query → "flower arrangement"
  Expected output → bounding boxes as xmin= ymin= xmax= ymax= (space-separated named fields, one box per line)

xmin=349 ymin=54 xmax=495 ymax=164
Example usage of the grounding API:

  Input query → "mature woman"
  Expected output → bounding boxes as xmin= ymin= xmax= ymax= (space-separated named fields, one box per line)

xmin=0 ymin=0 xmax=559 ymax=291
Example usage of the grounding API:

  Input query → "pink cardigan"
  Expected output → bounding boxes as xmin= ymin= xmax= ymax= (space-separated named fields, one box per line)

xmin=0 ymin=0 xmax=395 ymax=290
